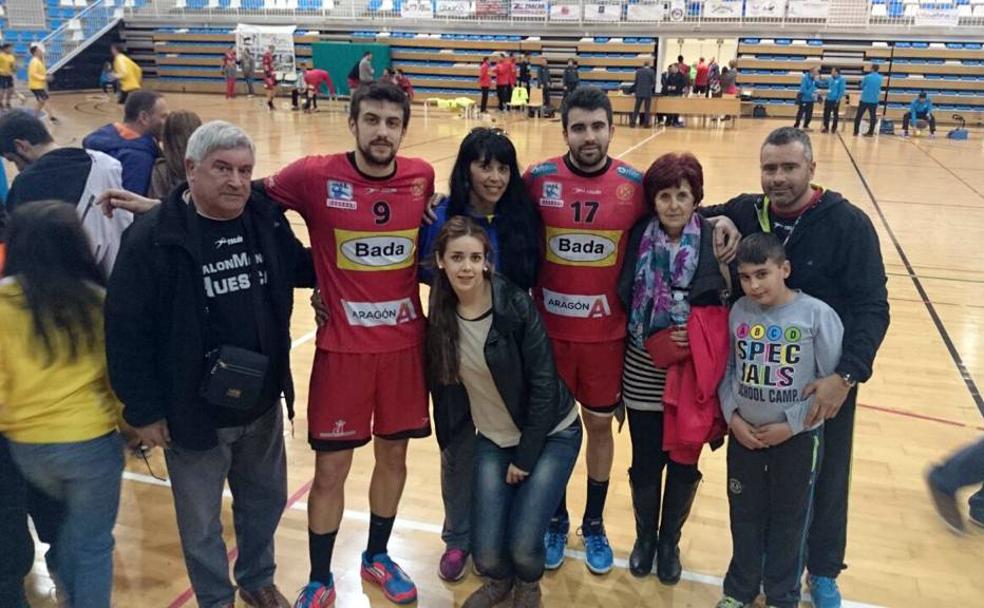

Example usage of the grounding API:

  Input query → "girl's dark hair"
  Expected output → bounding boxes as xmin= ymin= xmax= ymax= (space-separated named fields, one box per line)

xmin=2 ymin=200 xmax=105 ymax=364
xmin=426 ymin=216 xmax=494 ymax=386
xmin=446 ymin=127 xmax=541 ymax=290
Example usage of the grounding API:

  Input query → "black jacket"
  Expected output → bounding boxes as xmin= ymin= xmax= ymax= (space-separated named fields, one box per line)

xmin=617 ymin=214 xmax=728 ymax=314
xmin=430 ymin=275 xmax=577 ymax=472
xmin=105 ymin=186 xmax=316 ymax=449
xmin=661 ymin=71 xmax=686 ymax=96
xmin=701 ymin=189 xmax=889 ymax=383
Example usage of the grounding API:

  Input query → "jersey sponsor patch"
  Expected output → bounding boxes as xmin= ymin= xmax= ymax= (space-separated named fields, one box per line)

xmin=540 ymin=181 xmax=564 ymax=208
xmin=335 ymin=228 xmax=418 ymax=271
xmin=542 ymin=288 xmax=612 ymax=318
xmin=616 ymin=165 xmax=643 ymax=183
xmin=342 ymin=298 xmax=418 ymax=327
xmin=544 ymin=226 xmax=621 ymax=267
xmin=327 ymin=181 xmax=356 ymax=210
xmin=530 ymin=161 xmax=558 ymax=177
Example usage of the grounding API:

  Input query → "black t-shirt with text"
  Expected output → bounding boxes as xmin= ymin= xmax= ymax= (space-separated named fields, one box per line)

xmin=198 ymin=214 xmax=281 ymax=426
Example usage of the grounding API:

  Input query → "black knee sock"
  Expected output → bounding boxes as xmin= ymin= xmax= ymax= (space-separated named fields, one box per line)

xmin=583 ymin=477 xmax=610 ymax=529
xmin=309 ymin=529 xmax=337 ymax=585
xmin=552 ymin=493 xmax=568 ymax=522
xmin=366 ymin=513 xmax=396 ymax=558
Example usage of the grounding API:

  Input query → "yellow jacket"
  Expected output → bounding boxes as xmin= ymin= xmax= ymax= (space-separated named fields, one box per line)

xmin=0 ymin=53 xmax=15 ymax=77
xmin=114 ymin=53 xmax=142 ymax=92
xmin=28 ymin=57 xmax=46 ymax=90
xmin=0 ymin=279 xmax=121 ymax=443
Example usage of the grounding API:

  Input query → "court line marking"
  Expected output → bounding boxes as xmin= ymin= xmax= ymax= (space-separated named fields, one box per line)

xmin=838 ymin=132 xmax=984 ymax=419
xmin=614 ymin=126 xmax=666 ymax=159
xmin=904 ymin=138 xmax=984 ymax=202
xmin=129 ymin=469 xmax=880 ymax=608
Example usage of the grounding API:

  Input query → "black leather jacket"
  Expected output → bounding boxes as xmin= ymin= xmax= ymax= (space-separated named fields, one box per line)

xmin=430 ymin=274 xmax=577 ymax=472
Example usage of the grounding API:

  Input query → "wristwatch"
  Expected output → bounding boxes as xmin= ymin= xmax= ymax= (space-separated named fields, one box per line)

xmin=839 ymin=372 xmax=857 ymax=388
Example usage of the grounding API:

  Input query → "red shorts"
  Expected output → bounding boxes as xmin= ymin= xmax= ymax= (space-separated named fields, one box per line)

xmin=307 ymin=346 xmax=431 ymax=451
xmin=551 ymin=338 xmax=625 ymax=413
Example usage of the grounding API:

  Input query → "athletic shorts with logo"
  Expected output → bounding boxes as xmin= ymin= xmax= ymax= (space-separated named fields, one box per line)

xmin=264 ymin=151 xmax=435 ymax=450
xmin=552 ymin=338 xmax=625 ymax=412
xmin=308 ymin=345 xmax=429 ymax=451
xmin=0 ymin=76 xmax=13 ymax=90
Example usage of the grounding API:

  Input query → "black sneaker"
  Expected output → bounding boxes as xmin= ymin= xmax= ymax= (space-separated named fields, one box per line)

xmin=820 ymin=128 xmax=828 ymax=133
xmin=927 ymin=469 xmax=965 ymax=534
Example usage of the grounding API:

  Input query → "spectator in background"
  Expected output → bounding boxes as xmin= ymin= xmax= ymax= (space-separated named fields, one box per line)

xmin=359 ymin=51 xmax=375 ymax=86
xmin=148 ymin=109 xmax=202 ymax=200
xmin=223 ymin=44 xmax=238 ymax=99
xmin=396 ymin=69 xmax=414 ymax=101
xmin=854 ymin=63 xmax=882 ymax=137
xmin=27 ymin=44 xmax=57 ymax=123
xmin=479 ymin=56 xmax=492 ymax=114
xmin=0 ymin=43 xmax=16 ymax=111
xmin=821 ymin=67 xmax=846 ymax=134
xmin=505 ymin=53 xmax=516 ymax=110
xmin=661 ymin=63 xmax=686 ymax=127
xmin=708 ymin=58 xmax=721 ymax=97
xmin=240 ymin=46 xmax=256 ymax=97
xmin=723 ymin=59 xmax=739 ymax=94
xmin=677 ymin=55 xmax=690 ymax=94
xmin=496 ymin=55 xmax=510 ymax=111
xmin=793 ymin=67 xmax=819 ymax=130
xmin=693 ymin=57 xmax=710 ymax=96
xmin=902 ymin=91 xmax=936 ymax=137
xmin=110 ymin=43 xmax=142 ymax=105
xmin=83 ymin=89 xmax=167 ymax=196
xmin=0 ymin=200 xmax=128 ymax=608
xmin=100 ymin=61 xmax=119 ymax=96
xmin=0 ymin=110 xmax=132 ymax=278
xmin=263 ymin=45 xmax=277 ymax=111
xmin=563 ymin=58 xmax=579 ymax=102
xmin=302 ymin=63 xmax=337 ymax=112
xmin=629 ymin=61 xmax=656 ymax=129
xmin=536 ymin=58 xmax=552 ymax=108
xmin=519 ymin=53 xmax=532 ymax=95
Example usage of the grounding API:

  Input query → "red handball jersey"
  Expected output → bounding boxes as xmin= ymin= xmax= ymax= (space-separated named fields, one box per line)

xmin=265 ymin=152 xmax=435 ymax=353
xmin=524 ymin=155 xmax=647 ymax=343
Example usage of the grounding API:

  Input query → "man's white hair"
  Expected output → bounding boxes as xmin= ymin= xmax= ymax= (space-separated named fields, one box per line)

xmin=185 ymin=120 xmax=255 ymax=163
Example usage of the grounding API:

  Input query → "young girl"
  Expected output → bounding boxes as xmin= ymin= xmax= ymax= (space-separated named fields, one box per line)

xmin=27 ymin=44 xmax=56 ymax=123
xmin=0 ymin=200 xmax=127 ymax=607
xmin=427 ymin=217 xmax=581 ymax=608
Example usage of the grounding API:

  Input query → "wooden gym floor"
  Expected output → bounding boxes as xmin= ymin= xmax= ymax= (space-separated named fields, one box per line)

xmin=16 ymin=92 xmax=984 ymax=607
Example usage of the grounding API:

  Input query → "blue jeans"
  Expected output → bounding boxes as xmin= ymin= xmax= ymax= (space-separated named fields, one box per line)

xmin=471 ymin=422 xmax=582 ymax=583
xmin=931 ymin=437 xmax=984 ymax=518
xmin=8 ymin=432 xmax=124 ymax=608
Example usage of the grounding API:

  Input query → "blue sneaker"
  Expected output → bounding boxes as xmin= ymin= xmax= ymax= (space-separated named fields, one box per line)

xmin=293 ymin=577 xmax=335 ymax=607
xmin=809 ymin=575 xmax=842 ymax=608
xmin=361 ymin=551 xmax=417 ymax=604
xmin=579 ymin=522 xmax=614 ymax=575
xmin=543 ymin=517 xmax=569 ymax=570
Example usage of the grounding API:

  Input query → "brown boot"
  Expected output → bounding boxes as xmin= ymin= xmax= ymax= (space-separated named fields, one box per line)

xmin=462 ymin=577 xmax=513 ymax=608
xmin=239 ymin=584 xmax=291 ymax=608
xmin=511 ymin=580 xmax=541 ymax=608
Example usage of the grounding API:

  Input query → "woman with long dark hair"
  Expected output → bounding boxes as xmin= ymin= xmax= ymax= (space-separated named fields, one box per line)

xmin=616 ymin=152 xmax=731 ymax=584
xmin=428 ymin=216 xmax=580 ymax=608
xmin=148 ymin=109 xmax=202 ymax=200
xmin=420 ymin=126 xmax=541 ymax=291
xmin=0 ymin=200 xmax=127 ymax=608
xmin=419 ymin=127 xmax=542 ymax=583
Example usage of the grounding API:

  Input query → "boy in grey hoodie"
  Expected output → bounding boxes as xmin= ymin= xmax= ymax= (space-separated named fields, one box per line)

xmin=716 ymin=233 xmax=843 ymax=608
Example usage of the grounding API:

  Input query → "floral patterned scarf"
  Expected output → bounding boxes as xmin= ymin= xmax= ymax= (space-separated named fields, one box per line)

xmin=627 ymin=214 xmax=701 ymax=346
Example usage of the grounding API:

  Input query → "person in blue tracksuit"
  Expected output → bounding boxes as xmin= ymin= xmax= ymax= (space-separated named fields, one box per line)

xmin=854 ymin=64 xmax=883 ymax=137
xmin=902 ymin=91 xmax=936 ymax=137
xmin=821 ymin=67 xmax=846 ymax=134
xmin=793 ymin=67 xmax=819 ymax=130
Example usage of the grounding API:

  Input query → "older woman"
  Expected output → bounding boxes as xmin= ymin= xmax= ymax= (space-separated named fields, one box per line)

xmin=616 ymin=152 xmax=731 ymax=584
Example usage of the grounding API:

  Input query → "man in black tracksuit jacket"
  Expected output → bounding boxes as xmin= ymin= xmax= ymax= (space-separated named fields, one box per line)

xmin=701 ymin=127 xmax=889 ymax=602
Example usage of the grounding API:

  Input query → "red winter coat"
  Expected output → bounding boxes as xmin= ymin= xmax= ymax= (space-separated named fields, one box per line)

xmin=496 ymin=60 xmax=511 ymax=86
xmin=646 ymin=305 xmax=729 ymax=465
xmin=479 ymin=62 xmax=492 ymax=88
